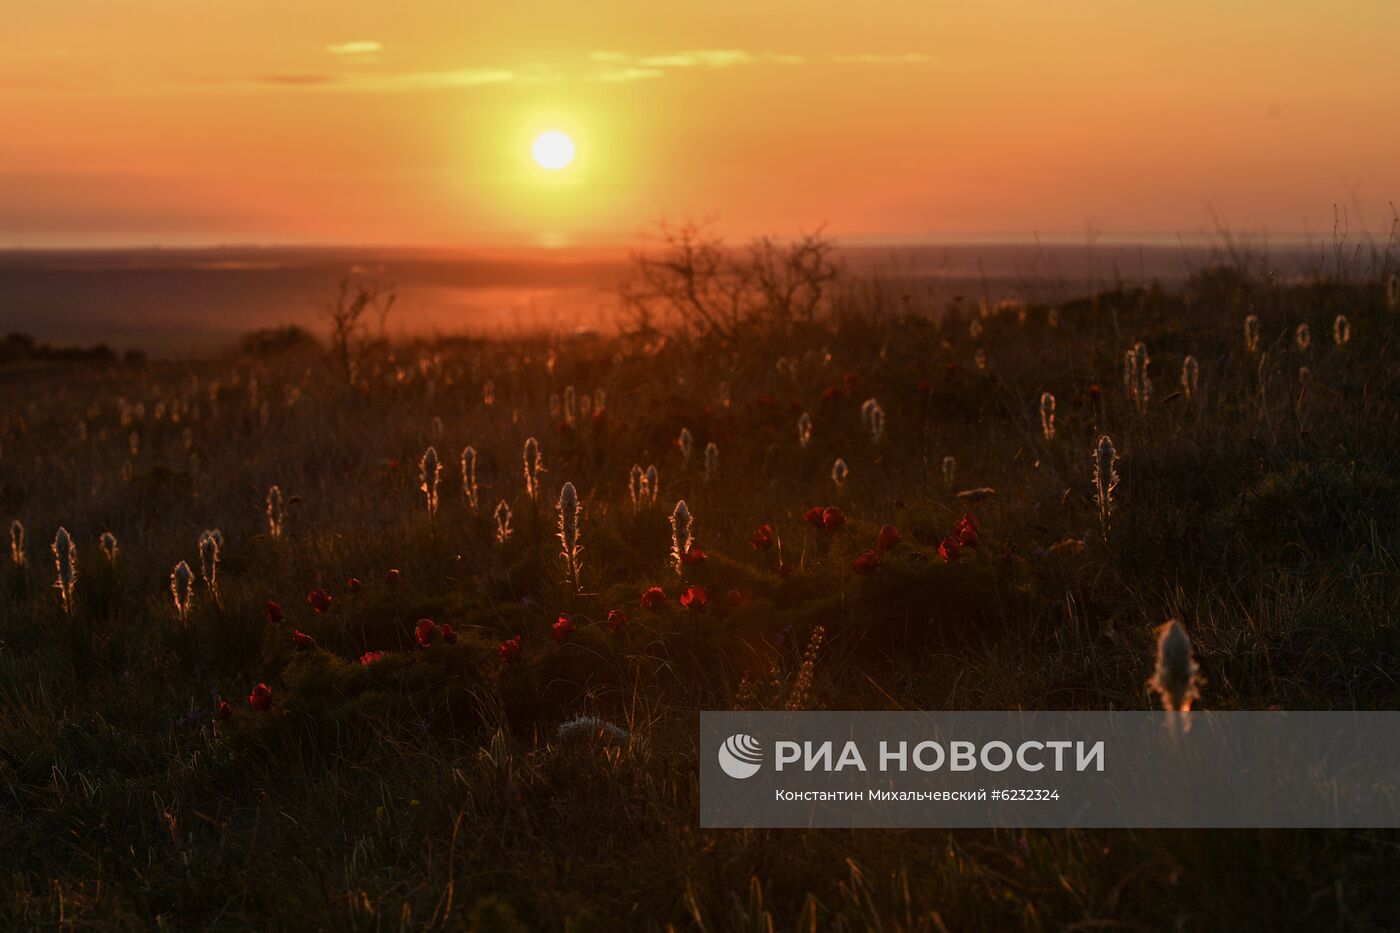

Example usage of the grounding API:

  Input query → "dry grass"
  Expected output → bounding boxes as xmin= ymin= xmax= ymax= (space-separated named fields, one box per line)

xmin=2 ymin=262 xmax=1400 ymax=930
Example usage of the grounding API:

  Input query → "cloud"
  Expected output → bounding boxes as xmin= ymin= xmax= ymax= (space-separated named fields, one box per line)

xmin=326 ymin=40 xmax=383 ymax=56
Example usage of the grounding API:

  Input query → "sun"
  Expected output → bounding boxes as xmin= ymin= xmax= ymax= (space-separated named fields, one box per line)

xmin=531 ymin=131 xmax=575 ymax=171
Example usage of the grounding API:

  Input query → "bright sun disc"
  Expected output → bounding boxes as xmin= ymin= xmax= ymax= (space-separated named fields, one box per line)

xmin=532 ymin=131 xmax=575 ymax=171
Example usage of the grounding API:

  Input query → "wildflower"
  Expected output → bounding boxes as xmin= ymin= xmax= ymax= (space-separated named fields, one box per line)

xmin=852 ymin=550 xmax=881 ymax=574
xmin=1181 ymin=355 xmax=1200 ymax=401
xmin=678 ymin=427 xmax=693 ymax=464
xmin=680 ymin=585 xmax=708 ymax=610
xmin=385 ymin=568 xmax=402 ymax=584
xmin=265 ymin=601 xmax=284 ymax=624
xmin=804 ymin=506 xmax=826 ymax=529
xmin=307 ymin=588 xmax=332 ymax=613
xmin=494 ymin=499 xmax=513 ymax=543
xmin=975 ymin=349 xmax=988 ymax=373
xmin=1127 ymin=342 xmax=1152 ymax=413
xmin=821 ymin=506 xmax=846 ymax=532
xmin=414 ymin=618 xmax=437 ymax=647
xmin=361 ymin=650 xmax=385 ymax=666
xmin=9 ymin=519 xmax=23 ymax=567
xmin=439 ymin=623 xmax=457 ymax=644
xmin=1149 ymin=619 xmax=1201 ymax=712
xmin=552 ymin=614 xmax=575 ymax=642
xmin=725 ymin=590 xmax=746 ymax=608
xmin=460 ymin=446 xmax=479 ymax=508
xmin=52 ymin=527 xmax=77 ymax=614
xmin=953 ymin=513 xmax=980 ymax=548
xmin=942 ymin=455 xmax=956 ymax=487
xmin=1294 ymin=323 xmax=1311 ymax=351
xmin=629 ymin=464 xmax=645 ymax=510
xmin=607 ymin=609 xmax=627 ymax=632
xmin=670 ymin=500 xmax=693 ymax=576
xmin=938 ymin=537 xmax=962 ymax=562
xmin=1039 ymin=392 xmax=1056 ymax=441
xmin=877 ymin=524 xmax=901 ymax=551
xmin=684 ymin=546 xmax=707 ymax=565
xmin=198 ymin=530 xmax=220 ymax=601
xmin=556 ymin=482 xmax=583 ymax=591
xmin=641 ymin=586 xmax=667 ymax=611
xmin=831 ymin=457 xmax=849 ymax=489
xmin=797 ymin=412 xmax=813 ymax=448
xmin=1093 ymin=434 xmax=1119 ymax=539
xmin=171 ymin=560 xmax=194 ymax=621
xmin=247 ymin=683 xmax=273 ymax=712
xmin=216 ymin=700 xmax=232 ymax=720
xmin=1087 ymin=383 xmax=1101 ymax=399
xmin=861 ymin=398 xmax=885 ymax=443
xmin=292 ymin=630 xmax=316 ymax=651
xmin=419 ymin=445 xmax=441 ymax=523
xmin=99 ymin=531 xmax=118 ymax=564
xmin=347 ymin=577 xmax=362 ymax=593
xmin=1333 ymin=314 xmax=1351 ymax=347
xmin=522 ymin=437 xmax=543 ymax=499
xmin=751 ymin=524 xmax=775 ymax=551
xmin=266 ymin=485 xmax=285 ymax=539
xmin=1244 ymin=313 xmax=1262 ymax=354
xmin=645 ymin=465 xmax=659 ymax=504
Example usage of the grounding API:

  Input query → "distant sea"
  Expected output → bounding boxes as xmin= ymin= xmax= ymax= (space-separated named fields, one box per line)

xmin=0 ymin=240 xmax=1338 ymax=357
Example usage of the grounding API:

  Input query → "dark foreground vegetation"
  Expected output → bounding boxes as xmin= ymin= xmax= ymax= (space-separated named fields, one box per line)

xmin=3 ymin=241 xmax=1400 ymax=930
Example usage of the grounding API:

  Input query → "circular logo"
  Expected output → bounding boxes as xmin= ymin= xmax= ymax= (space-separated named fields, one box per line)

xmin=718 ymin=733 xmax=763 ymax=779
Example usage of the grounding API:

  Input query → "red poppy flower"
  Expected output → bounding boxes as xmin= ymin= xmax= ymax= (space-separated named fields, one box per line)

xmin=385 ymin=568 xmax=401 ymax=585
xmin=725 ymin=589 xmax=746 ymax=608
xmin=877 ymin=524 xmax=902 ymax=551
xmin=946 ymin=362 xmax=962 ymax=373
xmin=953 ymin=513 xmax=980 ymax=548
xmin=306 ymin=589 xmax=332 ymax=613
xmin=552 ymin=614 xmax=575 ymax=642
xmin=1088 ymin=383 xmax=1102 ymax=398
xmin=804 ymin=506 xmax=826 ymax=529
xmin=347 ymin=577 xmax=363 ymax=593
xmin=265 ymin=601 xmax=284 ymax=624
xmin=438 ymin=622 xmax=457 ymax=644
xmin=247 ymin=682 xmax=273 ymax=711
xmin=607 ymin=609 xmax=627 ymax=632
xmin=916 ymin=379 xmax=932 ymax=393
xmin=216 ymin=700 xmax=232 ymax=720
xmin=852 ymin=549 xmax=882 ymax=575
xmin=684 ymin=546 xmax=707 ymax=565
xmin=939 ymin=536 xmax=962 ymax=563
xmin=360 ymin=650 xmax=384 ymax=665
xmin=499 ymin=636 xmax=522 ymax=662
xmin=591 ymin=408 xmax=607 ymax=425
xmin=680 ymin=585 xmax=708 ymax=610
xmin=751 ymin=524 xmax=774 ymax=551
xmin=822 ymin=506 xmax=846 ymax=532
xmin=292 ymin=630 xmax=316 ymax=651
xmin=641 ymin=586 xmax=667 ymax=611
xmin=820 ymin=385 xmax=843 ymax=402
xmin=414 ymin=618 xmax=437 ymax=648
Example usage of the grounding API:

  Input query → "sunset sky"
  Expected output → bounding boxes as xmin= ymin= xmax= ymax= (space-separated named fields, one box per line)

xmin=4 ymin=1 xmax=1399 ymax=248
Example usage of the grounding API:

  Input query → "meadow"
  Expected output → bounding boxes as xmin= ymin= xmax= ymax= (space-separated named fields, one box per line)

xmin=3 ymin=241 xmax=1400 ymax=930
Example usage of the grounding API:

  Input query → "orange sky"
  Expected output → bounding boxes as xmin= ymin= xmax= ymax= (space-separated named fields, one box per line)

xmin=4 ymin=1 xmax=1399 ymax=248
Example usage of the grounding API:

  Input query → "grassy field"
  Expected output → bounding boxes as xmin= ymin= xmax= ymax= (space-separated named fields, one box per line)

xmin=3 ymin=257 xmax=1400 ymax=930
